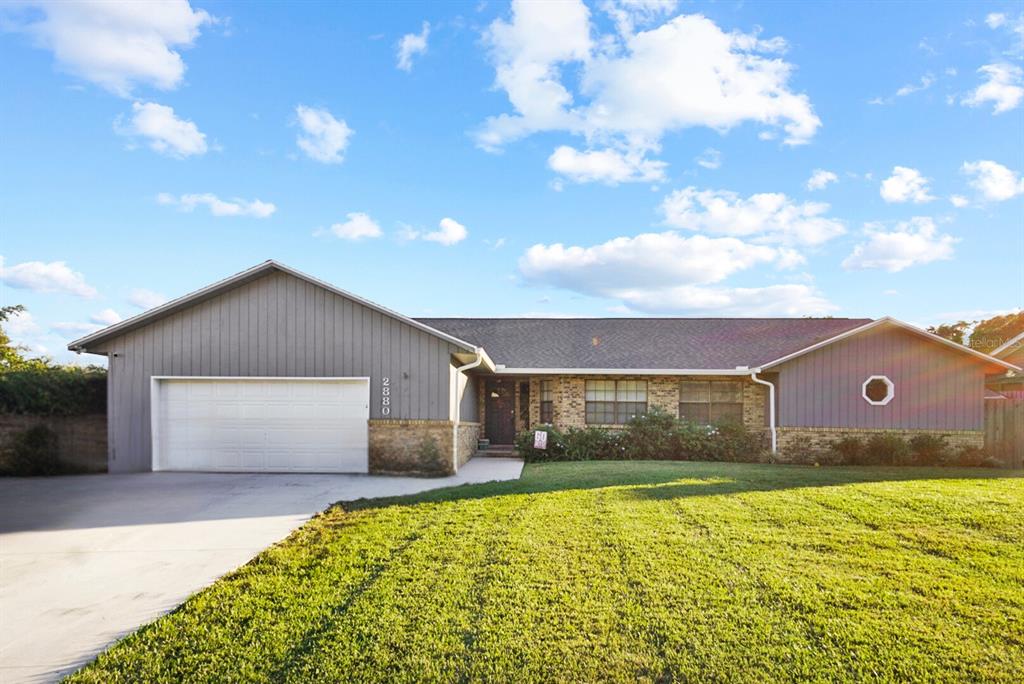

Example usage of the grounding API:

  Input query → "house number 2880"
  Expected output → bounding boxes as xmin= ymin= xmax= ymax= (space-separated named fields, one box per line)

xmin=381 ymin=377 xmax=391 ymax=415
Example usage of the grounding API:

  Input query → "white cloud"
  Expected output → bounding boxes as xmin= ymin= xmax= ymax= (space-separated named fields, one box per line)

xmin=157 ymin=192 xmax=276 ymax=218
xmin=660 ymin=187 xmax=845 ymax=246
xmin=895 ymin=73 xmax=935 ymax=97
xmin=51 ymin=321 xmax=101 ymax=335
xmin=949 ymin=194 xmax=969 ymax=208
xmin=5 ymin=310 xmax=40 ymax=336
xmin=842 ymin=217 xmax=956 ymax=272
xmin=806 ymin=169 xmax=838 ymax=191
xmin=319 ymin=213 xmax=383 ymax=241
xmin=0 ymin=257 xmax=97 ymax=297
xmin=961 ymin=63 xmax=1023 ymax=114
xmin=600 ymin=0 xmax=678 ymax=36
xmin=424 ymin=218 xmax=468 ymax=246
xmin=519 ymin=232 xmax=776 ymax=289
xmin=879 ymin=166 xmax=935 ymax=203
xmin=984 ymin=12 xmax=1024 ymax=42
xmin=986 ymin=13 xmax=1007 ymax=29
xmin=606 ymin=283 xmax=835 ymax=315
xmin=775 ymin=247 xmax=807 ymax=270
xmin=128 ymin=288 xmax=168 ymax=309
xmin=547 ymin=145 xmax=666 ymax=184
xmin=695 ymin=148 xmax=721 ymax=170
xmin=961 ymin=160 xmax=1024 ymax=201
xmin=295 ymin=105 xmax=353 ymax=164
xmin=477 ymin=2 xmax=820 ymax=169
xmin=518 ymin=231 xmax=831 ymax=314
xmin=116 ymin=101 xmax=207 ymax=157
xmin=396 ymin=21 xmax=430 ymax=71
xmin=90 ymin=308 xmax=122 ymax=326
xmin=10 ymin=0 xmax=214 ymax=97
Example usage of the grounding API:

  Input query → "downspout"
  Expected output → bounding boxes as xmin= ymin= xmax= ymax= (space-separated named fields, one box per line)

xmin=452 ymin=349 xmax=484 ymax=473
xmin=750 ymin=370 xmax=777 ymax=453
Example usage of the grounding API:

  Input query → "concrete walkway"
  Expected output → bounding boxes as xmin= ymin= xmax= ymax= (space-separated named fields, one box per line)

xmin=0 ymin=458 xmax=523 ymax=683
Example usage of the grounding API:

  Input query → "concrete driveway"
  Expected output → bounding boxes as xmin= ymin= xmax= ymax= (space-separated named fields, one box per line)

xmin=0 ymin=458 xmax=523 ymax=683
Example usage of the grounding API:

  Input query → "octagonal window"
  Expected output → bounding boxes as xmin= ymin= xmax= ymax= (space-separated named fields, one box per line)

xmin=862 ymin=375 xmax=894 ymax=406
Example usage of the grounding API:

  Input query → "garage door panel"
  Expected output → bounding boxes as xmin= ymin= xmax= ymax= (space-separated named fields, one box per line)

xmin=155 ymin=378 xmax=369 ymax=473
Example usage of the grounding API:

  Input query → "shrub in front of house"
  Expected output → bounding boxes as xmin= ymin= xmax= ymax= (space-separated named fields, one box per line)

xmin=708 ymin=421 xmax=765 ymax=462
xmin=863 ymin=433 xmax=913 ymax=465
xmin=908 ymin=434 xmax=950 ymax=465
xmin=830 ymin=436 xmax=864 ymax=464
xmin=565 ymin=426 xmax=625 ymax=461
xmin=0 ymin=425 xmax=64 ymax=476
xmin=949 ymin=445 xmax=1000 ymax=468
xmin=514 ymin=425 xmax=567 ymax=463
xmin=516 ymin=411 xmax=763 ymax=463
xmin=621 ymin=408 xmax=680 ymax=460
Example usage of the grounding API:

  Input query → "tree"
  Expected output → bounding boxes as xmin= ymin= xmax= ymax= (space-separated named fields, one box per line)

xmin=927 ymin=320 xmax=971 ymax=346
xmin=969 ymin=312 xmax=1024 ymax=353
xmin=0 ymin=305 xmax=49 ymax=371
xmin=927 ymin=311 xmax=1024 ymax=352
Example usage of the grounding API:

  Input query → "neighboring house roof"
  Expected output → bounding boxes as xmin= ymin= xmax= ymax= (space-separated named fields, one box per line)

xmin=985 ymin=388 xmax=1007 ymax=400
xmin=416 ymin=317 xmax=872 ymax=371
xmin=991 ymin=330 xmax=1024 ymax=358
xmin=68 ymin=261 xmax=480 ymax=354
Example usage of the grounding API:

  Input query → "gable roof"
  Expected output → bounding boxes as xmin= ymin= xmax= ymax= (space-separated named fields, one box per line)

xmin=68 ymin=261 xmax=479 ymax=354
xmin=758 ymin=316 xmax=1020 ymax=372
xmin=991 ymin=330 xmax=1024 ymax=358
xmin=416 ymin=317 xmax=873 ymax=372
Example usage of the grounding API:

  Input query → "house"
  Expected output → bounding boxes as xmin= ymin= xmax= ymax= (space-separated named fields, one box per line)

xmin=69 ymin=261 xmax=1019 ymax=475
xmin=987 ymin=331 xmax=1024 ymax=399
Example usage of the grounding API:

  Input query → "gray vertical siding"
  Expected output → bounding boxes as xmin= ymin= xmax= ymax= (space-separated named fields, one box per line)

xmin=98 ymin=271 xmax=461 ymax=472
xmin=775 ymin=325 xmax=986 ymax=430
xmin=458 ymin=369 xmax=479 ymax=422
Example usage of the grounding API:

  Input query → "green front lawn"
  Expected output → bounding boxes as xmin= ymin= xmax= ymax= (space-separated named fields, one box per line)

xmin=71 ymin=462 xmax=1024 ymax=682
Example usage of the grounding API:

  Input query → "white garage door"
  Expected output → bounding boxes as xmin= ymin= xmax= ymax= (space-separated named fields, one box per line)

xmin=153 ymin=378 xmax=369 ymax=473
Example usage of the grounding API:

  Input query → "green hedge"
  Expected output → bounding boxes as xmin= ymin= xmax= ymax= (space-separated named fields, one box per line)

xmin=514 ymin=408 xmax=764 ymax=464
xmin=0 ymin=367 xmax=106 ymax=416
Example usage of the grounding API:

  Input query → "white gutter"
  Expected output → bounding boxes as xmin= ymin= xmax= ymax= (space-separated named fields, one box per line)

xmin=492 ymin=367 xmax=754 ymax=376
xmin=452 ymin=349 xmax=485 ymax=472
xmin=750 ymin=370 xmax=777 ymax=453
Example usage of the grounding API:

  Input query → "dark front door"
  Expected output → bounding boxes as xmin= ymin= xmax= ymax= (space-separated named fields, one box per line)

xmin=485 ymin=378 xmax=516 ymax=444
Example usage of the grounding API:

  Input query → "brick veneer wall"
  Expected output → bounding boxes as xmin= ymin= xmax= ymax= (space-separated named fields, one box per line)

xmin=368 ymin=419 xmax=480 ymax=476
xmin=478 ymin=375 xmax=769 ymax=437
xmin=456 ymin=423 xmax=481 ymax=469
xmin=0 ymin=413 xmax=107 ymax=473
xmin=775 ymin=427 xmax=984 ymax=462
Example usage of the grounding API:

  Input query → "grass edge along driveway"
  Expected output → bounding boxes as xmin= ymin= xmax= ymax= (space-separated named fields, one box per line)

xmin=69 ymin=461 xmax=1024 ymax=683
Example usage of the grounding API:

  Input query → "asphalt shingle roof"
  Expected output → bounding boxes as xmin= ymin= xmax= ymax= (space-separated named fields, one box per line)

xmin=416 ymin=318 xmax=873 ymax=370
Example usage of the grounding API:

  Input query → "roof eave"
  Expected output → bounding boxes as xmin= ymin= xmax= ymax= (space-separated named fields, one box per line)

xmin=67 ymin=260 xmax=478 ymax=354
xmin=759 ymin=316 xmax=1021 ymax=372
xmin=491 ymin=367 xmax=757 ymax=376
xmin=991 ymin=330 xmax=1024 ymax=358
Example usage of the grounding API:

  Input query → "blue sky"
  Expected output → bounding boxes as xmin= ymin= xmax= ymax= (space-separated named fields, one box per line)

xmin=1 ymin=0 xmax=1022 ymax=364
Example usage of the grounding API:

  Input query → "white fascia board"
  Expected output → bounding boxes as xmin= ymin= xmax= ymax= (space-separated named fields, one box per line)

xmin=68 ymin=260 xmax=479 ymax=354
xmin=991 ymin=330 xmax=1024 ymax=358
xmin=492 ymin=368 xmax=755 ymax=376
xmin=759 ymin=316 xmax=1021 ymax=372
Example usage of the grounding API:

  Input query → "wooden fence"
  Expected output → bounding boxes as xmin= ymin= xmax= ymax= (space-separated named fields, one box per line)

xmin=985 ymin=398 xmax=1024 ymax=468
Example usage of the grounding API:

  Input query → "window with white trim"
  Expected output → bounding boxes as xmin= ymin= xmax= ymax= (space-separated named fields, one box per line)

xmin=862 ymin=375 xmax=894 ymax=405
xmin=679 ymin=380 xmax=744 ymax=425
xmin=585 ymin=379 xmax=647 ymax=424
